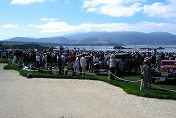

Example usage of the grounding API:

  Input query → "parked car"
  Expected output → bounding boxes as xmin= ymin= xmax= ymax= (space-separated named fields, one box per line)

xmin=115 ymin=53 xmax=133 ymax=72
xmin=92 ymin=60 xmax=109 ymax=74
xmin=159 ymin=60 xmax=176 ymax=81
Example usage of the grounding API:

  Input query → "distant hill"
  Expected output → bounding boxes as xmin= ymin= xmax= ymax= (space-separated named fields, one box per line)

xmin=2 ymin=44 xmax=48 ymax=49
xmin=6 ymin=37 xmax=35 ymax=42
xmin=5 ymin=32 xmax=176 ymax=45
xmin=6 ymin=36 xmax=69 ymax=44
xmin=65 ymin=32 xmax=176 ymax=45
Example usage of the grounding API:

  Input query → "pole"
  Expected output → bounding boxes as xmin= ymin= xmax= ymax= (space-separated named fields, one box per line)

xmin=30 ymin=63 xmax=32 ymax=72
xmin=140 ymin=79 xmax=143 ymax=91
xmin=108 ymin=70 xmax=110 ymax=80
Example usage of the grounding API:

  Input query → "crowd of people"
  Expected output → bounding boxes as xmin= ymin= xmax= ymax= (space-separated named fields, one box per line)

xmin=0 ymin=49 xmax=106 ymax=75
xmin=0 ymin=48 xmax=176 ymax=91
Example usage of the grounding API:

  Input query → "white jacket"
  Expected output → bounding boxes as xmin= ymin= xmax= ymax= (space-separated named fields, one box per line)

xmin=80 ymin=57 xmax=87 ymax=67
xmin=75 ymin=57 xmax=80 ymax=67
xmin=109 ymin=58 xmax=117 ymax=68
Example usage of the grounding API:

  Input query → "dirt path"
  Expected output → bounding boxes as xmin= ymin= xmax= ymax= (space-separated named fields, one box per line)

xmin=0 ymin=63 xmax=176 ymax=118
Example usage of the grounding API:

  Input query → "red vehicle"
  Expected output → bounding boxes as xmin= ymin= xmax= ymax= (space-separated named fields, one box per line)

xmin=160 ymin=60 xmax=176 ymax=81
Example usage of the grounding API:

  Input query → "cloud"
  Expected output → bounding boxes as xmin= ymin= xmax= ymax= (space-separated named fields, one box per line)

xmin=65 ymin=0 xmax=70 ymax=4
xmin=3 ymin=24 xmax=18 ymax=28
xmin=83 ymin=0 xmax=176 ymax=18
xmin=27 ymin=22 xmax=78 ymax=32
xmin=40 ymin=18 xmax=59 ymax=21
xmin=94 ymin=3 xmax=142 ymax=17
xmin=83 ymin=0 xmax=146 ymax=17
xmin=27 ymin=21 xmax=176 ymax=34
xmin=10 ymin=0 xmax=54 ymax=5
xmin=143 ymin=0 xmax=176 ymax=18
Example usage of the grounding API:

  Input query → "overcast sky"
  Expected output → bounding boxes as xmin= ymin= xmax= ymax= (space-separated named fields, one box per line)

xmin=1 ymin=0 xmax=176 ymax=40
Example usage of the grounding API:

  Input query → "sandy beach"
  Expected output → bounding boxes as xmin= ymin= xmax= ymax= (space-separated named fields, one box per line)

xmin=0 ymin=63 xmax=176 ymax=118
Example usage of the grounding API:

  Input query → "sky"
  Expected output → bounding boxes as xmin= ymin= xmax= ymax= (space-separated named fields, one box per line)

xmin=0 ymin=0 xmax=176 ymax=40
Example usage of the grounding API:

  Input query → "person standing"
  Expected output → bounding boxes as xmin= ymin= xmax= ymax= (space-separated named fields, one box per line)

xmin=36 ymin=52 xmax=40 ymax=68
xmin=75 ymin=55 xmax=80 ymax=74
xmin=68 ymin=54 xmax=75 ymax=70
xmin=61 ymin=54 xmax=66 ymax=69
xmin=142 ymin=58 xmax=152 ymax=92
xmin=80 ymin=55 xmax=87 ymax=76
xmin=156 ymin=55 xmax=162 ymax=71
xmin=93 ymin=55 xmax=99 ymax=63
xmin=109 ymin=54 xmax=117 ymax=80
xmin=13 ymin=51 xmax=17 ymax=64
xmin=161 ymin=52 xmax=165 ymax=60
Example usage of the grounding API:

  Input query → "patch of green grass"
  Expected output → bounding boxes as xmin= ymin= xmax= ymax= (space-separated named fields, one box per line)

xmin=154 ymin=80 xmax=176 ymax=91
xmin=0 ymin=59 xmax=9 ymax=63
xmin=3 ymin=62 xmax=99 ymax=80
xmin=3 ymin=62 xmax=176 ymax=100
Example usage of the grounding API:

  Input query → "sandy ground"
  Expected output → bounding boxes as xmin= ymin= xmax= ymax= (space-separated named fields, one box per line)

xmin=0 ymin=64 xmax=176 ymax=118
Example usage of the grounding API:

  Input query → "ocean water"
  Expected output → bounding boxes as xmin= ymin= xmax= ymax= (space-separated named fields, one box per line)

xmin=58 ymin=45 xmax=176 ymax=53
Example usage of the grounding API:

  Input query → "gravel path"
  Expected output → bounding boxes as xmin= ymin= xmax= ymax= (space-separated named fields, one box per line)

xmin=0 ymin=63 xmax=176 ymax=118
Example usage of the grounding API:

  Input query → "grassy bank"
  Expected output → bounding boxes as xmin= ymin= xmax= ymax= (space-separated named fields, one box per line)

xmin=0 ymin=59 xmax=9 ymax=63
xmin=3 ymin=61 xmax=176 ymax=100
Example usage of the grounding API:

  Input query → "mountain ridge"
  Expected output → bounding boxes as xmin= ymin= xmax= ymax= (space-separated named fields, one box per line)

xmin=4 ymin=31 xmax=176 ymax=45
